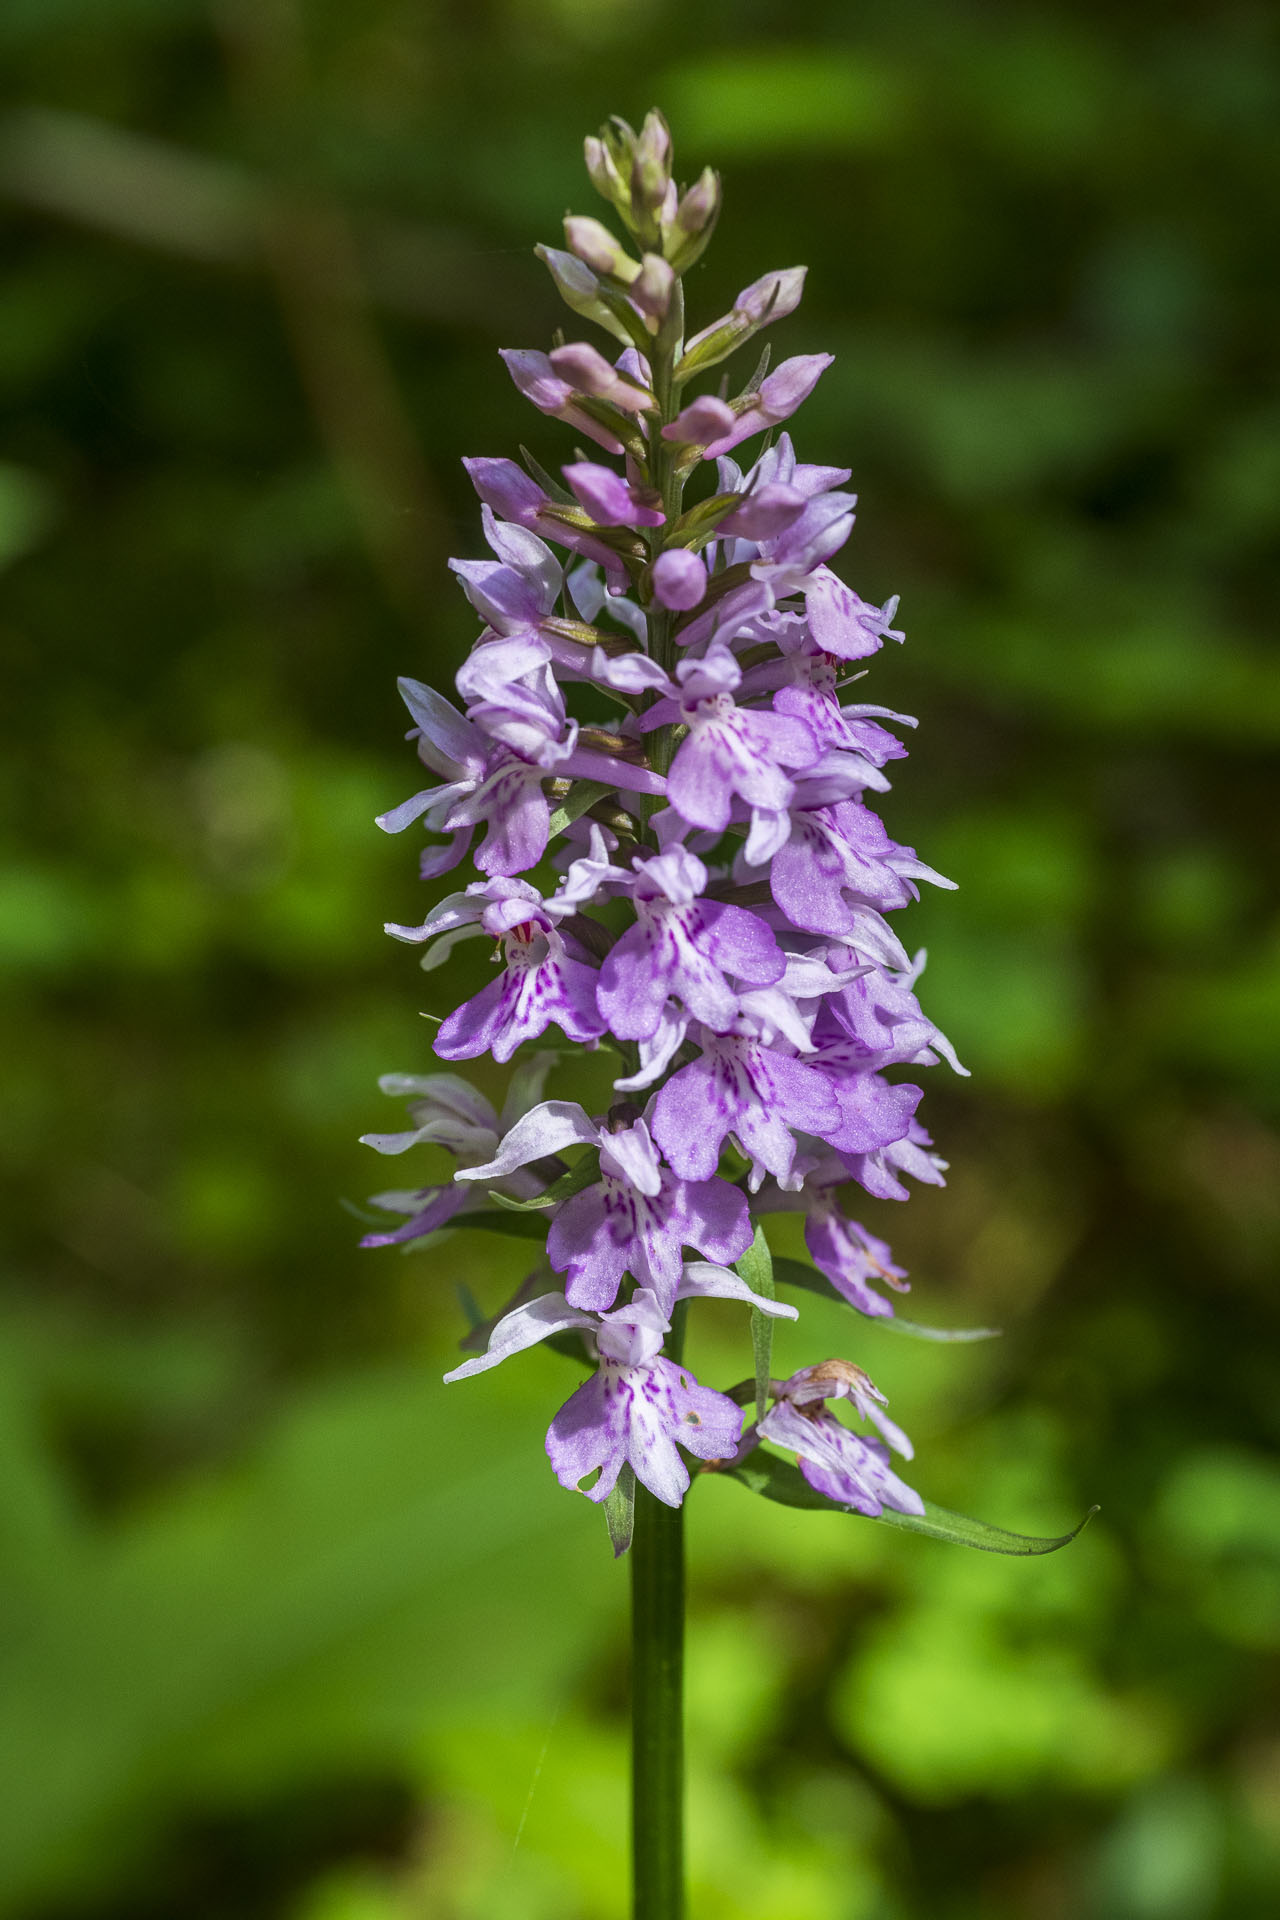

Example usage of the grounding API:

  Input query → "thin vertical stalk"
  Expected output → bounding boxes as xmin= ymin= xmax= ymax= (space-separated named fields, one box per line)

xmin=631 ymin=266 xmax=690 ymax=1915
xmin=630 ymin=1306 xmax=687 ymax=1919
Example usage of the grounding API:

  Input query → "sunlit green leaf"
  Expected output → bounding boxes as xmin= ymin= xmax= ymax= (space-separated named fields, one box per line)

xmin=723 ymin=1448 xmax=1095 ymax=1555
xmin=735 ymin=1226 xmax=776 ymax=1426
xmin=546 ymin=781 xmax=615 ymax=840
xmin=603 ymin=1464 xmax=635 ymax=1559
xmin=486 ymin=1156 xmax=598 ymax=1212
xmin=771 ymin=1259 xmax=1001 ymax=1342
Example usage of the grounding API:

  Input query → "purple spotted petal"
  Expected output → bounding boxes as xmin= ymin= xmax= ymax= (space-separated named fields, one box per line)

xmin=549 ymin=1166 xmax=752 ymax=1314
xmin=436 ymin=931 xmax=605 ymax=1064
xmin=597 ymin=895 xmax=783 ymax=1041
xmin=758 ymin=1400 xmax=923 ymax=1517
xmin=546 ymin=1355 xmax=743 ymax=1506
xmin=652 ymin=1034 xmax=839 ymax=1183
xmin=804 ymin=1201 xmax=908 ymax=1317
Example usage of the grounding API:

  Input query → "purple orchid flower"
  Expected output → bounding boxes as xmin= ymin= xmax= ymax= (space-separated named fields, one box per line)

xmin=367 ymin=118 xmax=971 ymax=1537
xmin=651 ymin=1027 xmax=840 ymax=1186
xmin=644 ymin=644 xmax=820 ymax=833
xmin=803 ymin=1194 xmax=910 ymax=1317
xmin=447 ymin=1280 xmax=778 ymax=1507
xmin=386 ymin=878 xmax=604 ymax=1063
xmin=358 ymin=1054 xmax=558 ymax=1247
xmin=453 ymin=1097 xmax=758 ymax=1313
xmin=839 ymin=1116 xmax=950 ymax=1201
xmin=757 ymin=1358 xmax=923 ymax=1517
xmin=596 ymin=845 xmax=785 ymax=1041
xmin=756 ymin=797 xmax=955 ymax=939
xmin=804 ymin=567 xmax=906 ymax=659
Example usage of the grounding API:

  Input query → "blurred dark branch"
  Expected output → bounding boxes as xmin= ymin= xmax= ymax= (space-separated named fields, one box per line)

xmin=0 ymin=105 xmax=520 ymax=324
xmin=0 ymin=106 xmax=259 ymax=263
xmin=0 ymin=91 xmax=520 ymax=623
xmin=217 ymin=0 xmax=448 ymax=625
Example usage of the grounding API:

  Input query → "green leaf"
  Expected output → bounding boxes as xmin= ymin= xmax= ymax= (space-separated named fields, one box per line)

xmin=453 ymin=1210 xmax=552 ymax=1243
xmin=519 ymin=445 xmax=575 ymax=502
xmin=735 ymin=1226 xmax=776 ymax=1427
xmin=665 ymin=490 xmax=743 ymax=550
xmin=723 ymin=1448 xmax=1096 ymax=1555
xmin=454 ymin=1281 xmax=485 ymax=1330
xmin=771 ymin=1257 xmax=1001 ymax=1342
xmin=603 ymin=1464 xmax=636 ymax=1559
xmin=874 ymin=1500 xmax=1098 ymax=1554
xmin=486 ymin=1154 xmax=598 ymax=1213
xmin=547 ymin=780 xmax=615 ymax=840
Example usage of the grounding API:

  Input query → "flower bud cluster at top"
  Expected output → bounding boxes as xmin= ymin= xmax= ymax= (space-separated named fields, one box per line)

xmin=362 ymin=111 xmax=966 ymax=1526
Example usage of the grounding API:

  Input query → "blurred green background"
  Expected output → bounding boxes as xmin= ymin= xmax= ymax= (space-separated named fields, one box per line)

xmin=2 ymin=1 xmax=1278 ymax=1915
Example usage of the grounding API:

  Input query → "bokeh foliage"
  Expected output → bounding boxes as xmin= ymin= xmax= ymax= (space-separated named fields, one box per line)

xmin=1 ymin=1 xmax=1278 ymax=1915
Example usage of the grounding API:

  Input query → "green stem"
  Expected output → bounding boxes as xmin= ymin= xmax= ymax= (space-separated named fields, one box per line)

xmin=630 ymin=1305 xmax=686 ymax=1919
xmin=630 ymin=289 xmax=692 ymax=1910
xmin=646 ymin=278 xmax=686 ymax=690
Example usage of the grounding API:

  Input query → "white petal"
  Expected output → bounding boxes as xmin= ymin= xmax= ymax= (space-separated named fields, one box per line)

xmin=676 ymin=1261 xmax=799 ymax=1318
xmin=598 ymin=1118 xmax=662 ymax=1197
xmin=612 ymin=1005 xmax=688 ymax=1092
xmin=744 ymin=806 xmax=791 ymax=865
xmin=453 ymin=1099 xmax=598 ymax=1181
xmin=443 ymin=1293 xmax=595 ymax=1382
xmin=418 ymin=924 xmax=487 ymax=973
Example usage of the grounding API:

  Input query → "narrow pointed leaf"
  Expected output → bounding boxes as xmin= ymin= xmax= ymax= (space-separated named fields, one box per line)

xmin=772 ymin=1257 xmax=1001 ymax=1342
xmin=666 ymin=490 xmax=743 ymax=550
xmin=487 ymin=1155 xmax=599 ymax=1212
xmin=603 ymin=1463 xmax=636 ymax=1558
xmin=547 ymin=780 xmax=615 ymax=841
xmin=452 ymin=1210 xmax=551 ymax=1243
xmin=723 ymin=1448 xmax=1095 ymax=1555
xmin=520 ymin=444 xmax=575 ymax=502
xmin=454 ymin=1280 xmax=485 ymax=1331
xmin=735 ymin=1226 xmax=776 ymax=1427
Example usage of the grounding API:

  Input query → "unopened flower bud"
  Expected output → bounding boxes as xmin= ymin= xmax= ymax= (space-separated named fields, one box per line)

xmin=462 ymin=456 xmax=546 ymax=525
xmin=630 ymin=253 xmax=675 ymax=323
xmin=584 ymin=133 xmax=631 ymax=220
xmin=564 ymin=215 xmax=640 ymax=284
xmin=564 ymin=461 xmax=664 ymax=529
xmin=630 ymin=109 xmax=673 ymax=222
xmin=666 ymin=166 xmax=721 ymax=270
xmin=549 ymin=341 xmax=655 ymax=414
xmin=697 ymin=354 xmax=835 ymax=460
xmin=536 ymin=245 xmax=633 ymax=346
xmin=735 ymin=266 xmax=806 ymax=326
xmin=679 ymin=266 xmax=809 ymax=378
xmin=652 ymin=549 xmax=707 ymax=611
xmin=661 ymin=394 xmax=736 ymax=445
xmin=500 ymin=348 xmax=626 ymax=456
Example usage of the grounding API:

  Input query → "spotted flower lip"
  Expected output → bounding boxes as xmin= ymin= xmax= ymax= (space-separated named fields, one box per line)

xmin=596 ymin=846 xmax=785 ymax=1041
xmin=639 ymin=643 xmax=821 ymax=833
xmin=444 ymin=1276 xmax=792 ymax=1508
xmin=452 ymin=1097 xmax=759 ymax=1312
xmin=365 ymin=117 xmax=961 ymax=1514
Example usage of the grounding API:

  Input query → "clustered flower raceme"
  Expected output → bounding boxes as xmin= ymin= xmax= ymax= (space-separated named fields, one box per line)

xmin=363 ymin=112 xmax=966 ymax=1529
